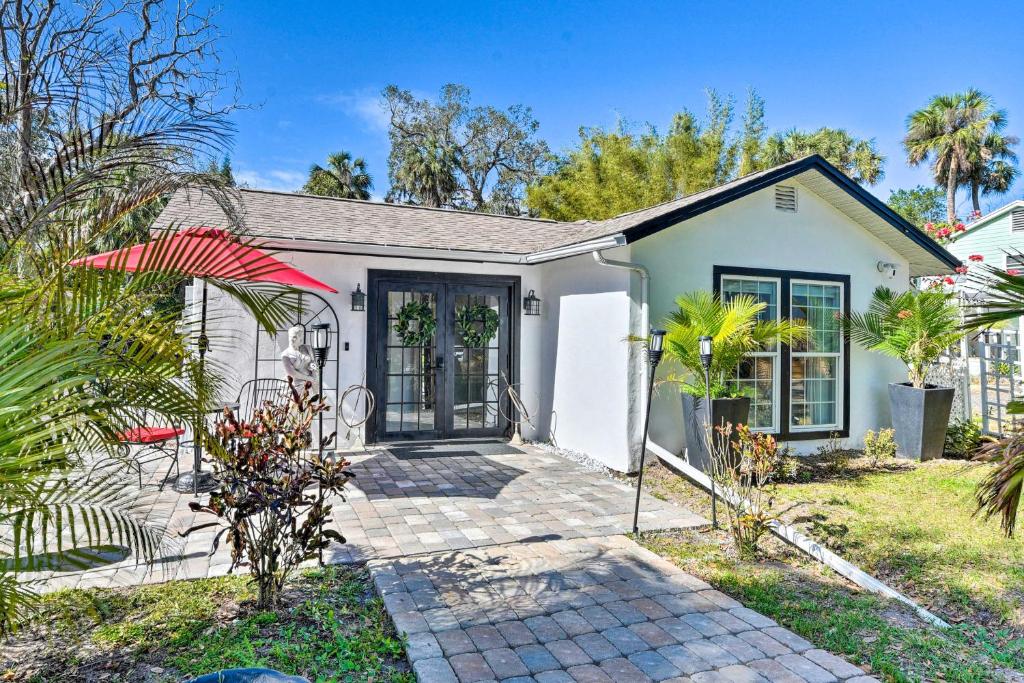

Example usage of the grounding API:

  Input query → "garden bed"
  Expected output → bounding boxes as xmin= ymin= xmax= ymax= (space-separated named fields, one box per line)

xmin=640 ymin=457 xmax=1024 ymax=682
xmin=0 ymin=565 xmax=412 ymax=683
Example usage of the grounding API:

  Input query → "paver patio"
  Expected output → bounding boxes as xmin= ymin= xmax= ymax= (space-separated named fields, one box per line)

xmin=33 ymin=443 xmax=704 ymax=591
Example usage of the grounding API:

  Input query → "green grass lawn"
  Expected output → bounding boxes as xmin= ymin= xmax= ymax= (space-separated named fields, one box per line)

xmin=0 ymin=565 xmax=412 ymax=683
xmin=639 ymin=458 xmax=1024 ymax=682
xmin=774 ymin=459 xmax=1024 ymax=629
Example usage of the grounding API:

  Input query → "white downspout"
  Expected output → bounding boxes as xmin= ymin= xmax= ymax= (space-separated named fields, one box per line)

xmin=593 ymin=250 xmax=650 ymax=472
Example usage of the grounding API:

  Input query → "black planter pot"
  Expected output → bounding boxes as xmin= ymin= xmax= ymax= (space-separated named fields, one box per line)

xmin=681 ymin=393 xmax=751 ymax=472
xmin=888 ymin=383 xmax=954 ymax=461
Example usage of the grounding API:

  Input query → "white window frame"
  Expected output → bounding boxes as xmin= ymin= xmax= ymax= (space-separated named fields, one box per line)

xmin=719 ymin=274 xmax=782 ymax=433
xmin=789 ymin=278 xmax=845 ymax=433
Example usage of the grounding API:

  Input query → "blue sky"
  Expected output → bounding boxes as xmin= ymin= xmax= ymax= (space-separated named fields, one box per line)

xmin=216 ymin=0 xmax=1024 ymax=214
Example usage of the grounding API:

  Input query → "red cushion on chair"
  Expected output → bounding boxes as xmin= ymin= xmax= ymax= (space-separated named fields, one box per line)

xmin=117 ymin=426 xmax=185 ymax=444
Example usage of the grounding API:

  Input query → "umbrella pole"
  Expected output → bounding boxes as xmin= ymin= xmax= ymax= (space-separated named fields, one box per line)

xmin=175 ymin=279 xmax=217 ymax=495
xmin=194 ymin=280 xmax=208 ymax=495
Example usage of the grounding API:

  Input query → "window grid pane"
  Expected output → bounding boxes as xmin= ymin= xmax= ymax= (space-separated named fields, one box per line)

xmin=790 ymin=282 xmax=842 ymax=430
xmin=722 ymin=277 xmax=779 ymax=431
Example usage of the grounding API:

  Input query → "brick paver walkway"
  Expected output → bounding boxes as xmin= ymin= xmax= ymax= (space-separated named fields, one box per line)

xmin=373 ymin=536 xmax=878 ymax=683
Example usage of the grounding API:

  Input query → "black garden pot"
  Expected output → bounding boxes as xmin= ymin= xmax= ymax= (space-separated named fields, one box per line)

xmin=888 ymin=383 xmax=954 ymax=461
xmin=681 ymin=393 xmax=751 ymax=472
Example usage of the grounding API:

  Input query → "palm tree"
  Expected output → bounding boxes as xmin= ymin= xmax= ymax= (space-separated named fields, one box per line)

xmin=386 ymin=135 xmax=458 ymax=208
xmin=761 ymin=127 xmax=885 ymax=185
xmin=963 ymin=131 xmax=1019 ymax=211
xmin=662 ymin=291 xmax=808 ymax=398
xmin=302 ymin=151 xmax=372 ymax=200
xmin=904 ymin=89 xmax=1006 ymax=222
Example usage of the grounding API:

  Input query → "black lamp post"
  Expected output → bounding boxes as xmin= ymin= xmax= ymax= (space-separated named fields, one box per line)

xmin=311 ymin=323 xmax=331 ymax=455
xmin=698 ymin=335 xmax=717 ymax=529
xmin=311 ymin=322 xmax=331 ymax=566
xmin=632 ymin=328 xmax=666 ymax=536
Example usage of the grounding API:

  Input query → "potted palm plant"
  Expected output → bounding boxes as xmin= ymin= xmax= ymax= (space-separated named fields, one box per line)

xmin=846 ymin=286 xmax=964 ymax=461
xmin=663 ymin=291 xmax=807 ymax=471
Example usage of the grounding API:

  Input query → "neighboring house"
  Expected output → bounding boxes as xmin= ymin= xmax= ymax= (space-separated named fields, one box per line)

xmin=153 ymin=155 xmax=959 ymax=473
xmin=947 ymin=200 xmax=1024 ymax=273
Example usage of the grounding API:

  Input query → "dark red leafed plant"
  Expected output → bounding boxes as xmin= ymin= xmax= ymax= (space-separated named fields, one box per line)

xmin=183 ymin=378 xmax=354 ymax=609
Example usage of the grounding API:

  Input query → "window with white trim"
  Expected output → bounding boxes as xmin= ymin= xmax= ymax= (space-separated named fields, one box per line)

xmin=721 ymin=276 xmax=780 ymax=431
xmin=715 ymin=267 xmax=848 ymax=439
xmin=789 ymin=281 xmax=844 ymax=430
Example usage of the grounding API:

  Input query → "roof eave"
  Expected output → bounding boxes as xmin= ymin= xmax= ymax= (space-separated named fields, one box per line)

xmin=618 ymin=155 xmax=961 ymax=273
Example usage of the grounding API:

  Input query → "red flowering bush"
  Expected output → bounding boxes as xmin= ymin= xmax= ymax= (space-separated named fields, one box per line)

xmin=922 ymin=219 xmax=966 ymax=244
xmin=969 ymin=254 xmax=984 ymax=262
xmin=955 ymin=266 xmax=969 ymax=274
xmin=1009 ymin=269 xmax=1021 ymax=276
xmin=183 ymin=378 xmax=354 ymax=608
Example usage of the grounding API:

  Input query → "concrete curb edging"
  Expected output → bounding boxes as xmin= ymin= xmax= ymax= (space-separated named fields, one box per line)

xmin=647 ymin=442 xmax=951 ymax=629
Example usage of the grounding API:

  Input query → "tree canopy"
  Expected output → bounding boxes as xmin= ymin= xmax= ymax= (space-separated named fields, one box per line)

xmin=904 ymin=89 xmax=1013 ymax=222
xmin=887 ymin=186 xmax=946 ymax=228
xmin=303 ymin=151 xmax=372 ymax=200
xmin=526 ymin=89 xmax=884 ymax=221
xmin=383 ymin=84 xmax=549 ymax=214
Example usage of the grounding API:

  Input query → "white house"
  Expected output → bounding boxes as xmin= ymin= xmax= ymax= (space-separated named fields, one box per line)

xmin=154 ymin=155 xmax=959 ymax=473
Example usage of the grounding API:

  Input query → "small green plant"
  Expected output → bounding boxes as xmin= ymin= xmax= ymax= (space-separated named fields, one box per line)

xmin=863 ymin=428 xmax=897 ymax=466
xmin=816 ymin=432 xmax=851 ymax=475
xmin=945 ymin=418 xmax=983 ymax=459
xmin=845 ymin=286 xmax=965 ymax=388
xmin=771 ymin=447 xmax=802 ymax=482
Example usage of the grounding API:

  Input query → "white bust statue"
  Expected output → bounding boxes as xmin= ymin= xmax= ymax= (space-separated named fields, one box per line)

xmin=281 ymin=325 xmax=317 ymax=387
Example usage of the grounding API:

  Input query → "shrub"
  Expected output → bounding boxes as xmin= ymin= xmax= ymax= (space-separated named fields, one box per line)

xmin=709 ymin=423 xmax=780 ymax=558
xmin=863 ymin=428 xmax=897 ymax=466
xmin=816 ymin=432 xmax=851 ymax=475
xmin=185 ymin=380 xmax=354 ymax=609
xmin=945 ymin=418 xmax=983 ymax=459
xmin=770 ymin=447 xmax=801 ymax=483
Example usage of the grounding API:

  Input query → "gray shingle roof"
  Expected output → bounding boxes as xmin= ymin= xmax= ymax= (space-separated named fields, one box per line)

xmin=152 ymin=156 xmax=958 ymax=274
xmin=153 ymin=160 xmax=804 ymax=256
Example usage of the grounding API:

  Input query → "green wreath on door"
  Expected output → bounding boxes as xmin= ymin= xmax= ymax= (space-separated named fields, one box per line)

xmin=456 ymin=304 xmax=500 ymax=348
xmin=393 ymin=300 xmax=437 ymax=347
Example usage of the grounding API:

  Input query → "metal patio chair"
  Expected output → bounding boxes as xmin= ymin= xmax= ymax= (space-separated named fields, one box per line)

xmin=234 ymin=378 xmax=290 ymax=421
xmin=116 ymin=410 xmax=184 ymax=490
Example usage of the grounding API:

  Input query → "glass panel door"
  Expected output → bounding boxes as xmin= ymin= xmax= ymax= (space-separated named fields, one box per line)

xmin=447 ymin=285 xmax=507 ymax=437
xmin=380 ymin=283 xmax=443 ymax=439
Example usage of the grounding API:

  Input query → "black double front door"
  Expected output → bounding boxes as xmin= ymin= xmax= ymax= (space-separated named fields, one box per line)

xmin=367 ymin=271 xmax=518 ymax=442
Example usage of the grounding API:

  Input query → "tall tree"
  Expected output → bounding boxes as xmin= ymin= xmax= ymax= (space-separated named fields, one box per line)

xmin=963 ymin=130 xmax=1018 ymax=211
xmin=302 ymin=151 xmax=372 ymax=200
xmin=383 ymin=84 xmax=549 ymax=214
xmin=738 ymin=89 xmax=767 ymax=176
xmin=527 ymin=90 xmax=760 ymax=221
xmin=887 ymin=186 xmax=946 ymax=228
xmin=760 ymin=128 xmax=885 ymax=184
xmin=904 ymin=89 xmax=1006 ymax=222
xmin=207 ymin=156 xmax=236 ymax=187
xmin=525 ymin=125 xmax=673 ymax=221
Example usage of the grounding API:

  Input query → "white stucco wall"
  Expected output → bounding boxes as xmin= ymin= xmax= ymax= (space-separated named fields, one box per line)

xmin=536 ymin=250 xmax=635 ymax=471
xmin=630 ymin=179 xmax=912 ymax=456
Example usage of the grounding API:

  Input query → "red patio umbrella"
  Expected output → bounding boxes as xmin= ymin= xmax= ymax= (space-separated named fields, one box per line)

xmin=72 ymin=226 xmax=338 ymax=493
